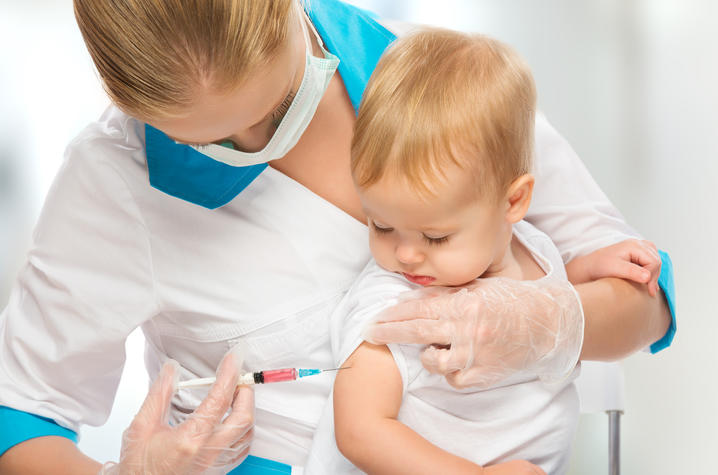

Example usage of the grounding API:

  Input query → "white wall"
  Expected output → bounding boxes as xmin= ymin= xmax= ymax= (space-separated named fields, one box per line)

xmin=1 ymin=1 xmax=715 ymax=472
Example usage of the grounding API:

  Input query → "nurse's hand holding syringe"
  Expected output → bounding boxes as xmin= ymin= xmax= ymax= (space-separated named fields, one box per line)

xmin=99 ymin=351 xmax=254 ymax=475
xmin=177 ymin=367 xmax=348 ymax=390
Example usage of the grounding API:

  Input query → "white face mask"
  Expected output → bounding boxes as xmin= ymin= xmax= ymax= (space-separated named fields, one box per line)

xmin=189 ymin=8 xmax=340 ymax=167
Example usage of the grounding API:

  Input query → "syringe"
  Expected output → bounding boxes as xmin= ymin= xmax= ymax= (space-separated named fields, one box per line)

xmin=177 ymin=367 xmax=348 ymax=390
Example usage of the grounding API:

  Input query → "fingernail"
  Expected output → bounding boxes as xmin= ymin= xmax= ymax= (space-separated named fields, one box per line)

xmin=167 ymin=359 xmax=181 ymax=393
xmin=360 ymin=324 xmax=376 ymax=344
xmin=236 ymin=385 xmax=255 ymax=411
xmin=222 ymin=343 xmax=245 ymax=375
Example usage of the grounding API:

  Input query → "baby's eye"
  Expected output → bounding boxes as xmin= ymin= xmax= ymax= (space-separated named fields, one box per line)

xmin=372 ymin=222 xmax=393 ymax=234
xmin=423 ymin=234 xmax=450 ymax=246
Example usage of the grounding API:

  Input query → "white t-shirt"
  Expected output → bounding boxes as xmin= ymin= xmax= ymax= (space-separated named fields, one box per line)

xmin=0 ymin=105 xmax=638 ymax=470
xmin=305 ymin=221 xmax=579 ymax=474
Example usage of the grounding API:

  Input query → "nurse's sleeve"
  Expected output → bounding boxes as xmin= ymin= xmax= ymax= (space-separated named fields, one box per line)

xmin=0 ymin=135 xmax=158 ymax=455
xmin=526 ymin=112 xmax=675 ymax=353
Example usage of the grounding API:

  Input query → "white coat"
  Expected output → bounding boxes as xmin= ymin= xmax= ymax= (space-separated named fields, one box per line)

xmin=0 ymin=103 xmax=640 ymax=468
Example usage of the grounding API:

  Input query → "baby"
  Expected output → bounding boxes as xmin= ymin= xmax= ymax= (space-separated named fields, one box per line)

xmin=306 ymin=28 xmax=661 ymax=474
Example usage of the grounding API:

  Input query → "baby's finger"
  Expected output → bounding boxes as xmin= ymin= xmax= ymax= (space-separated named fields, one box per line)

xmin=640 ymin=250 xmax=662 ymax=296
xmin=641 ymin=240 xmax=660 ymax=258
xmin=628 ymin=245 xmax=659 ymax=270
xmin=608 ymin=260 xmax=651 ymax=284
xmin=651 ymin=281 xmax=661 ymax=298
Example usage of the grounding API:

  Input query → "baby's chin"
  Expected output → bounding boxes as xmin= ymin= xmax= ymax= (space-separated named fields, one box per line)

xmin=430 ymin=277 xmax=478 ymax=288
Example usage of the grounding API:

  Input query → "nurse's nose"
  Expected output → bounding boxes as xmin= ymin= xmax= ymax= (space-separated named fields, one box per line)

xmin=232 ymin=123 xmax=275 ymax=153
xmin=395 ymin=242 xmax=424 ymax=266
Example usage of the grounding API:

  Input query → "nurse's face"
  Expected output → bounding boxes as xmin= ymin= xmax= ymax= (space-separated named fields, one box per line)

xmin=149 ymin=10 xmax=307 ymax=152
xmin=359 ymin=164 xmax=514 ymax=287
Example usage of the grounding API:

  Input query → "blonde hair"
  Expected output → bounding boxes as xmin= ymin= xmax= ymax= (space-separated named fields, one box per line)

xmin=351 ymin=28 xmax=536 ymax=200
xmin=73 ymin=0 xmax=296 ymax=121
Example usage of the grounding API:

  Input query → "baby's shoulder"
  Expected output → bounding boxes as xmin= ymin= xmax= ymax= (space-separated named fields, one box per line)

xmin=343 ymin=260 xmax=416 ymax=306
xmin=513 ymin=220 xmax=567 ymax=281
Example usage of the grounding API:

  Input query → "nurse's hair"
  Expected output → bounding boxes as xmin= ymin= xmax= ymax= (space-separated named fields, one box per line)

xmin=351 ymin=28 xmax=536 ymax=201
xmin=73 ymin=0 xmax=296 ymax=120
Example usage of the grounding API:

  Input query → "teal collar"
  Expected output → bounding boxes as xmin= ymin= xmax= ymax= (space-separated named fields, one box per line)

xmin=143 ymin=0 xmax=396 ymax=209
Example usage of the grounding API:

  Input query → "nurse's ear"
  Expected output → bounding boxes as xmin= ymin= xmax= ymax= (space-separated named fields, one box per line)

xmin=503 ymin=173 xmax=535 ymax=224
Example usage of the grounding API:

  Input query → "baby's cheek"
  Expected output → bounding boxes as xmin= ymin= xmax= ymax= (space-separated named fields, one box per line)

xmin=438 ymin=251 xmax=484 ymax=285
xmin=369 ymin=239 xmax=394 ymax=271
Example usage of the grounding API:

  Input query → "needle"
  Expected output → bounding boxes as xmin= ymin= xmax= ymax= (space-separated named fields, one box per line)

xmin=176 ymin=366 xmax=351 ymax=390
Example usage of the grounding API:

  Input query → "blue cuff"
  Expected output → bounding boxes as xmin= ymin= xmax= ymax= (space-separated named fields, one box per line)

xmin=229 ymin=455 xmax=292 ymax=474
xmin=649 ymin=250 xmax=676 ymax=353
xmin=0 ymin=407 xmax=290 ymax=474
xmin=0 ymin=406 xmax=77 ymax=456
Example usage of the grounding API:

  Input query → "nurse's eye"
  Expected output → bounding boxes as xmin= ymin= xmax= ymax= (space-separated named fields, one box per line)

xmin=174 ymin=140 xmax=210 ymax=147
xmin=372 ymin=222 xmax=393 ymax=234
xmin=271 ymin=91 xmax=296 ymax=127
xmin=423 ymin=234 xmax=450 ymax=246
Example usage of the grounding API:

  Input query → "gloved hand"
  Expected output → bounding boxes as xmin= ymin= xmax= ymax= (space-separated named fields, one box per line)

xmin=364 ymin=276 xmax=584 ymax=389
xmin=99 ymin=350 xmax=254 ymax=474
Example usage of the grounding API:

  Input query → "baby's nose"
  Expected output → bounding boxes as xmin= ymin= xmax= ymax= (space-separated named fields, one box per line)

xmin=395 ymin=242 xmax=424 ymax=265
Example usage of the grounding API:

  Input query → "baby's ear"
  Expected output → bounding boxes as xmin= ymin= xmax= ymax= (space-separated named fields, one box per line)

xmin=504 ymin=174 xmax=535 ymax=224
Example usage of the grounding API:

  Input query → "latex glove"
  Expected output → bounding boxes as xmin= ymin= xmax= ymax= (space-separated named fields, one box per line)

xmin=364 ymin=276 xmax=584 ymax=389
xmin=99 ymin=351 xmax=254 ymax=474
xmin=566 ymin=239 xmax=662 ymax=297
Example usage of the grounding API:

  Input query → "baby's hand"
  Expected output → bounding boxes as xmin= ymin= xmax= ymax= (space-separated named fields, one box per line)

xmin=565 ymin=239 xmax=662 ymax=297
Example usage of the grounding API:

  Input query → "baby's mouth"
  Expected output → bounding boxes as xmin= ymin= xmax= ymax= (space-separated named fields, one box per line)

xmin=402 ymin=273 xmax=436 ymax=286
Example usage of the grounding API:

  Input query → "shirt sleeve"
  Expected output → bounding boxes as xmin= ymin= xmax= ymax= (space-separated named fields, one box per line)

xmin=527 ymin=112 xmax=676 ymax=352
xmin=330 ymin=261 xmax=412 ymax=378
xmin=305 ymin=262 xmax=412 ymax=474
xmin=0 ymin=130 xmax=158 ymax=454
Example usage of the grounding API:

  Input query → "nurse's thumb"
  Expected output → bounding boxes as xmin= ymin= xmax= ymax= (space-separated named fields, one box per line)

xmin=131 ymin=360 xmax=181 ymax=434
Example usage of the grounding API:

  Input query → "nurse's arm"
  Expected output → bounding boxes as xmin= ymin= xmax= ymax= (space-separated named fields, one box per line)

xmin=576 ymin=277 xmax=672 ymax=360
xmin=0 ymin=437 xmax=101 ymax=475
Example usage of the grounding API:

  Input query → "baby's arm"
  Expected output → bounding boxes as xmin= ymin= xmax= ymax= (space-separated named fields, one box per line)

xmin=566 ymin=239 xmax=662 ymax=296
xmin=331 ymin=263 xmax=545 ymax=474
xmin=334 ymin=341 xmax=483 ymax=474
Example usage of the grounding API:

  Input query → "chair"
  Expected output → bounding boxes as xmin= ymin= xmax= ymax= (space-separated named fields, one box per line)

xmin=574 ymin=361 xmax=625 ymax=475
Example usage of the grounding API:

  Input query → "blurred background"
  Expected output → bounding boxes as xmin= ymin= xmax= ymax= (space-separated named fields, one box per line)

xmin=1 ymin=0 xmax=715 ymax=473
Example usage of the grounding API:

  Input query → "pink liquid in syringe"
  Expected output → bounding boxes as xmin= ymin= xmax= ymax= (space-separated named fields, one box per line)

xmin=262 ymin=368 xmax=298 ymax=383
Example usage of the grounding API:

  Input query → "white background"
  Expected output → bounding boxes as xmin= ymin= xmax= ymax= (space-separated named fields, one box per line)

xmin=1 ymin=1 xmax=716 ymax=473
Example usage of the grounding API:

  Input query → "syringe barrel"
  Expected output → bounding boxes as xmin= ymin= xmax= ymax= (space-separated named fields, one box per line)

xmin=261 ymin=368 xmax=298 ymax=383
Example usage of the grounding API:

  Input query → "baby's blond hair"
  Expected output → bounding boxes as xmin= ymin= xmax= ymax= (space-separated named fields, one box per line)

xmin=351 ymin=28 xmax=536 ymax=201
xmin=74 ymin=0 xmax=296 ymax=121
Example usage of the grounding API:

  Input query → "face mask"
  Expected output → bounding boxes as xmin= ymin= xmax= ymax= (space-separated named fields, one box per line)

xmin=188 ymin=8 xmax=340 ymax=167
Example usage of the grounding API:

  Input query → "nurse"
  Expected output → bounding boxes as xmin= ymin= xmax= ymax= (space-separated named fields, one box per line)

xmin=0 ymin=0 xmax=675 ymax=474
